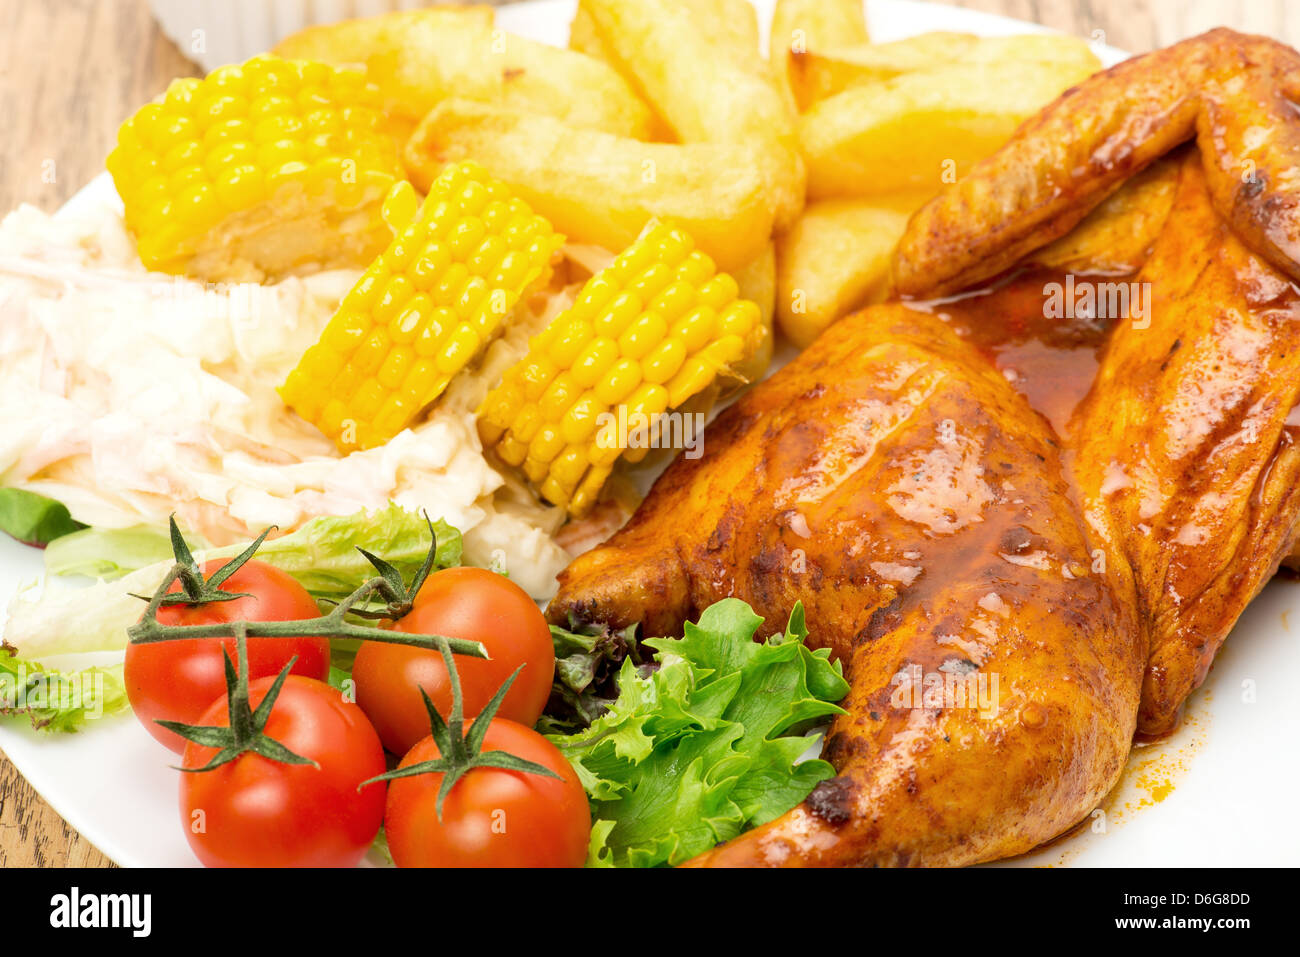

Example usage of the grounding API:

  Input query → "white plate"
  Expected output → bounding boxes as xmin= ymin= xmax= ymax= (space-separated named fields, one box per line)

xmin=2 ymin=0 xmax=1296 ymax=868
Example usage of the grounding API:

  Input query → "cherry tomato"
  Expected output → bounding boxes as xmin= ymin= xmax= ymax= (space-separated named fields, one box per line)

xmin=125 ymin=559 xmax=330 ymax=752
xmin=352 ymin=567 xmax=554 ymax=755
xmin=385 ymin=718 xmax=590 ymax=868
xmin=179 ymin=675 xmax=387 ymax=868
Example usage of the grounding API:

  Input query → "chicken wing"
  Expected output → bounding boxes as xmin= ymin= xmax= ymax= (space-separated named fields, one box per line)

xmin=1068 ymin=153 xmax=1300 ymax=735
xmin=895 ymin=29 xmax=1300 ymax=298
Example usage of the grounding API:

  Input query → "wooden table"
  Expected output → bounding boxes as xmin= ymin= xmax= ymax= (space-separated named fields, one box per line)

xmin=0 ymin=0 xmax=1294 ymax=868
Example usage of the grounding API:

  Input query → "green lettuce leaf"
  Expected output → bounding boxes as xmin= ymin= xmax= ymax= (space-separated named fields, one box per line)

xmin=4 ymin=503 xmax=461 ymax=660
xmin=0 ymin=489 xmax=86 ymax=547
xmin=44 ymin=525 xmax=195 ymax=580
xmin=0 ymin=647 xmax=129 ymax=732
xmin=549 ymin=598 xmax=850 ymax=868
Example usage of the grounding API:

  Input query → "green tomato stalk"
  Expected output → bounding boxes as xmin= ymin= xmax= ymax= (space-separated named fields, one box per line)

xmin=125 ymin=513 xmax=519 ymax=774
xmin=360 ymin=644 xmax=560 ymax=819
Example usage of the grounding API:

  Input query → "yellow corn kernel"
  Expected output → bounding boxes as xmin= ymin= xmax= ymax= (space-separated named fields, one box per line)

xmin=523 ymin=456 xmax=551 ymax=486
xmin=569 ymin=465 xmax=614 ymax=517
xmin=648 ymin=281 xmax=697 ymax=323
xmin=377 ymin=347 xmax=414 ymax=390
xmin=518 ymin=356 xmax=560 ymax=401
xmin=550 ymin=446 xmax=591 ymax=492
xmin=538 ymin=373 xmax=581 ymax=424
xmin=699 ymin=273 xmax=740 ymax=311
xmin=538 ymin=475 xmax=570 ymax=509
xmin=389 ymin=295 xmax=432 ymax=344
xmin=568 ymin=275 xmax=617 ymax=323
xmin=528 ymin=426 xmax=567 ymax=466
xmin=436 ymin=324 xmax=481 ymax=374
xmin=593 ymin=292 xmax=644 ymax=339
xmin=627 ymin=263 xmax=674 ymax=301
xmin=352 ymin=381 xmax=387 ymax=421
xmin=457 ymin=278 xmax=491 ymax=324
xmin=667 ymin=356 xmax=717 ymax=407
xmin=509 ymin=403 xmax=544 ymax=445
xmin=318 ymin=399 xmax=350 ymax=439
xmin=641 ymin=338 xmax=687 ymax=385
xmin=401 ymin=360 xmax=442 ymax=405
xmin=431 ymin=262 xmax=471 ymax=308
xmin=476 ymin=219 xmax=761 ymax=516
xmin=318 ymin=314 xmax=365 ymax=359
xmin=672 ymin=306 xmax=717 ymax=353
xmin=280 ymin=162 xmax=564 ymax=452
xmin=280 ymin=369 xmax=323 ymax=420
xmin=675 ymin=251 xmax=715 ymax=288
xmin=570 ymin=338 xmax=619 ymax=389
xmin=594 ymin=359 xmax=643 ymax=407
xmin=414 ymin=309 xmax=454 ymax=357
xmin=297 ymin=343 xmax=345 ymax=383
xmin=717 ymin=299 xmax=759 ymax=339
xmin=478 ymin=420 xmax=506 ymax=447
xmin=369 ymin=394 xmax=412 ymax=446
xmin=496 ymin=433 xmax=529 ymax=468
xmin=625 ymin=382 xmax=670 ymax=423
xmin=353 ymin=329 xmax=391 ymax=375
xmin=617 ymin=311 xmax=668 ymax=361
xmin=479 ymin=380 xmax=524 ymax=432
xmin=560 ymin=394 xmax=604 ymax=446
xmin=109 ymin=54 xmax=406 ymax=280
xmin=548 ymin=319 xmax=596 ymax=368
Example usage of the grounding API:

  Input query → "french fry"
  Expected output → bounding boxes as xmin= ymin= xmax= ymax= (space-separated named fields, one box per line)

xmin=791 ymin=33 xmax=1101 ymax=109
xmin=274 ymin=8 xmax=656 ymax=140
xmin=731 ymin=242 xmax=776 ymax=385
xmin=578 ymin=0 xmax=764 ymax=78
xmin=776 ymin=199 xmax=916 ymax=348
xmin=799 ymin=57 xmax=1099 ymax=200
xmin=569 ymin=3 xmax=612 ymax=62
xmin=568 ymin=2 xmax=676 ymax=142
xmin=770 ymin=0 xmax=870 ymax=59
xmin=1028 ymin=157 xmax=1179 ymax=274
xmin=577 ymin=0 xmax=762 ymax=72
xmin=707 ymin=0 xmax=799 ymax=117
xmin=274 ymin=5 xmax=494 ymax=62
xmin=704 ymin=0 xmax=763 ymax=66
xmin=580 ymin=0 xmax=805 ymax=230
xmin=404 ymin=99 xmax=777 ymax=271
xmin=770 ymin=0 xmax=870 ymax=106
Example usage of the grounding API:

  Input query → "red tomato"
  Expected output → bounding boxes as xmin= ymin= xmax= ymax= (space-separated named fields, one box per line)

xmin=179 ymin=675 xmax=387 ymax=868
xmin=125 ymin=559 xmax=330 ymax=752
xmin=352 ymin=567 xmax=554 ymax=755
xmin=385 ymin=718 xmax=590 ymax=867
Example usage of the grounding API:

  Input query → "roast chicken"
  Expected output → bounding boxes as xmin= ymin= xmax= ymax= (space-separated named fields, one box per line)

xmin=546 ymin=29 xmax=1300 ymax=866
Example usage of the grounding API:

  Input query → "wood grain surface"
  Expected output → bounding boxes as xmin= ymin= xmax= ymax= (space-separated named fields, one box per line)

xmin=0 ymin=0 xmax=1295 ymax=868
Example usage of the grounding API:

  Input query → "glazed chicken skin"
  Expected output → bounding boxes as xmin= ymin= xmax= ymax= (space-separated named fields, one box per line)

xmin=1068 ymin=153 xmax=1300 ymax=736
xmin=548 ymin=29 xmax=1300 ymax=866
xmin=551 ymin=303 xmax=1145 ymax=867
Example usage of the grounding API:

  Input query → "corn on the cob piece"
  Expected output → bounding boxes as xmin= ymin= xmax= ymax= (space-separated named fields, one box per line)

xmin=280 ymin=162 xmax=564 ymax=452
xmin=106 ymin=55 xmax=405 ymax=282
xmin=478 ymin=221 xmax=764 ymax=517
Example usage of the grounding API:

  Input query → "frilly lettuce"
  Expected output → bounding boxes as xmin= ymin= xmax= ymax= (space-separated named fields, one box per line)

xmin=548 ymin=598 xmax=850 ymax=868
xmin=4 ymin=504 xmax=461 ymax=659
xmin=0 ymin=647 xmax=128 ymax=732
xmin=541 ymin=618 xmax=643 ymax=735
